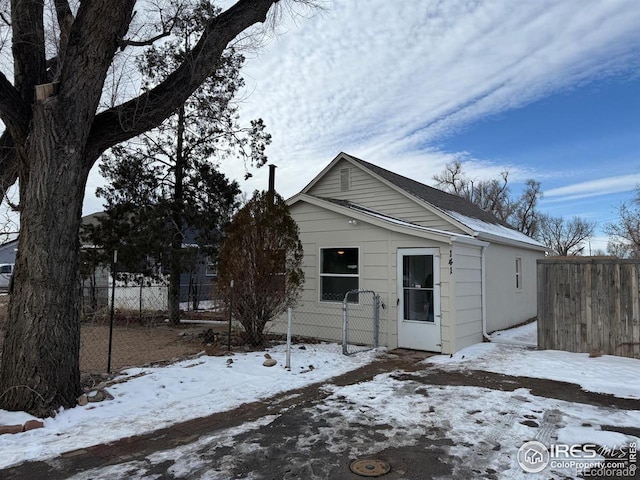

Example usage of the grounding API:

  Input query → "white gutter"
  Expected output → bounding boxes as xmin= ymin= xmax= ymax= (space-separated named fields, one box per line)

xmin=475 ymin=231 xmax=547 ymax=252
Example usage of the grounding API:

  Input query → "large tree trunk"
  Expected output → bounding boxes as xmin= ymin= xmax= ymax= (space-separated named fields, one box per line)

xmin=0 ymin=103 xmax=89 ymax=417
xmin=0 ymin=0 xmax=279 ymax=417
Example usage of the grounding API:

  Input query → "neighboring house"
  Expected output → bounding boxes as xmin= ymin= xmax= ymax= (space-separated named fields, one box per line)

xmin=0 ymin=238 xmax=18 ymax=290
xmin=0 ymin=237 xmax=18 ymax=265
xmin=80 ymin=212 xmax=218 ymax=311
xmin=285 ymin=152 xmax=546 ymax=354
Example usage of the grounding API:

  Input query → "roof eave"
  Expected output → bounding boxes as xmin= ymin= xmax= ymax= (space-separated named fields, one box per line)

xmin=475 ymin=231 xmax=548 ymax=252
xmin=291 ymin=194 xmax=479 ymax=245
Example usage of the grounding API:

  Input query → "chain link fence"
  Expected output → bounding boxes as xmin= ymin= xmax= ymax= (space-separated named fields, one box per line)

xmin=267 ymin=290 xmax=387 ymax=356
xmin=80 ymin=281 xmax=226 ymax=376
xmin=342 ymin=290 xmax=381 ymax=355
xmin=0 ymin=285 xmax=388 ymax=380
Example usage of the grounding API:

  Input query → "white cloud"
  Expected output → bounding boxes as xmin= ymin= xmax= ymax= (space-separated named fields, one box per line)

xmin=83 ymin=0 xmax=640 ymax=213
xmin=544 ymin=174 xmax=640 ymax=202
xmin=226 ymin=0 xmax=640 ymax=195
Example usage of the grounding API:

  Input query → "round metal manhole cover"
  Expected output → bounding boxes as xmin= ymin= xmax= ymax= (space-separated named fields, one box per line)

xmin=349 ymin=459 xmax=391 ymax=477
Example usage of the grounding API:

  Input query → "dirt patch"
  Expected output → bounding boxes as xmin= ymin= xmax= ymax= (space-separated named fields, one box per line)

xmin=393 ymin=368 xmax=640 ymax=411
xmin=0 ymin=294 xmax=8 ymax=361
xmin=78 ymin=319 xmax=295 ymax=374
xmin=79 ymin=324 xmax=211 ymax=373
xmin=0 ymin=295 xmax=248 ymax=375
xmin=0 ymin=294 xmax=8 ymax=327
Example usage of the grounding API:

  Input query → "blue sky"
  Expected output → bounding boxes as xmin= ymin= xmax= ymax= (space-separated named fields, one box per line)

xmin=85 ymin=0 xmax=640 ymax=252
xmin=436 ymin=75 xmax=640 ymax=250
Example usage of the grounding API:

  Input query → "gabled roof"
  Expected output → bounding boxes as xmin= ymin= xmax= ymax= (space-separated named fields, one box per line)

xmin=298 ymin=152 xmax=546 ymax=251
xmin=341 ymin=153 xmax=510 ymax=227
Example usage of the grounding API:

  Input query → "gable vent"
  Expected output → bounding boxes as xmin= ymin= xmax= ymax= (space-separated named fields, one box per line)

xmin=340 ymin=167 xmax=351 ymax=192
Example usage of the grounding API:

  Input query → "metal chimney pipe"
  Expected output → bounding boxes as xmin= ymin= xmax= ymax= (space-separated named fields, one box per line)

xmin=268 ymin=164 xmax=277 ymax=194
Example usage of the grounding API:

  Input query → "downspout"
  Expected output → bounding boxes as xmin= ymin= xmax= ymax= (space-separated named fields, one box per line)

xmin=481 ymin=245 xmax=489 ymax=342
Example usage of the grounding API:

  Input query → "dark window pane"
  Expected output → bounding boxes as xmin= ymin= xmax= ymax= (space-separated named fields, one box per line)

xmin=403 ymin=289 xmax=434 ymax=322
xmin=402 ymin=255 xmax=433 ymax=288
xmin=321 ymin=248 xmax=358 ymax=274
xmin=321 ymin=276 xmax=359 ymax=302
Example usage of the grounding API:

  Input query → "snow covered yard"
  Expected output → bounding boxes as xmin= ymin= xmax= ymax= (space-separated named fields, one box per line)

xmin=0 ymin=343 xmax=379 ymax=469
xmin=1 ymin=322 xmax=639 ymax=479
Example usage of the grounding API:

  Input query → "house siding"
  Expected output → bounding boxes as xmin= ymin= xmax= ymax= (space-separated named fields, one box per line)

xmin=278 ymin=201 xmax=455 ymax=352
xmin=306 ymin=158 xmax=466 ymax=233
xmin=284 ymin=155 xmax=545 ymax=354
xmin=452 ymin=244 xmax=484 ymax=351
xmin=484 ymin=243 xmax=543 ymax=332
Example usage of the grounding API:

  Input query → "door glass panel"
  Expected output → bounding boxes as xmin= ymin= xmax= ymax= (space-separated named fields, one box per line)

xmin=403 ymin=256 xmax=433 ymax=288
xmin=402 ymin=255 xmax=434 ymax=323
xmin=404 ymin=289 xmax=434 ymax=321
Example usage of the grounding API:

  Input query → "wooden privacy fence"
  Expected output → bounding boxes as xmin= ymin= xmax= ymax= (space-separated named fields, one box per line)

xmin=537 ymin=258 xmax=640 ymax=359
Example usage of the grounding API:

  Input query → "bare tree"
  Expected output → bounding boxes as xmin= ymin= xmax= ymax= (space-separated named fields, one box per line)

xmin=605 ymin=194 xmax=640 ymax=258
xmin=537 ymin=215 xmax=596 ymax=256
xmin=433 ymin=161 xmax=542 ymax=236
xmin=0 ymin=0 xmax=311 ymax=417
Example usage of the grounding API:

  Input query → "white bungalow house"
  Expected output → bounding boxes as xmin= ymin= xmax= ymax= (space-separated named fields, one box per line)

xmin=285 ymin=152 xmax=546 ymax=354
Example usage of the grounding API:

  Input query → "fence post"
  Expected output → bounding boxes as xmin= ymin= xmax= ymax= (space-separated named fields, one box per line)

xmin=342 ymin=293 xmax=348 ymax=355
xmin=373 ymin=294 xmax=380 ymax=348
xmin=107 ymin=250 xmax=117 ymax=374
xmin=227 ymin=279 xmax=234 ymax=352
xmin=286 ymin=307 xmax=292 ymax=370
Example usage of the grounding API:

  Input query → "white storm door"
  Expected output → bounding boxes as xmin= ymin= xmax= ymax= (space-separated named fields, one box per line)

xmin=397 ymin=248 xmax=441 ymax=352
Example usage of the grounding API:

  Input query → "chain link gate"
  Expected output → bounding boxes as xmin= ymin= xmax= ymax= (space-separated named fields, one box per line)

xmin=342 ymin=289 xmax=380 ymax=355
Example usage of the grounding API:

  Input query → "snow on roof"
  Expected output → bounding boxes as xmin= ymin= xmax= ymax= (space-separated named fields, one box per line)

xmin=445 ymin=210 xmax=546 ymax=249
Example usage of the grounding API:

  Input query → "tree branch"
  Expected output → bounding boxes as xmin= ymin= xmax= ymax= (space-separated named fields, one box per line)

xmin=119 ymin=4 xmax=186 ymax=51
xmin=55 ymin=0 xmax=135 ymax=141
xmin=52 ymin=0 xmax=74 ymax=78
xmin=0 ymin=71 xmax=30 ymax=141
xmin=11 ymin=0 xmax=47 ymax=102
xmin=0 ymin=10 xmax=10 ymax=27
xmin=86 ymin=0 xmax=279 ymax=165
xmin=119 ymin=30 xmax=171 ymax=49
xmin=0 ymin=132 xmax=19 ymax=201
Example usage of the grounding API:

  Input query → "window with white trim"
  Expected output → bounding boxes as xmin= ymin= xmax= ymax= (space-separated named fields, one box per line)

xmin=320 ymin=247 xmax=359 ymax=301
xmin=515 ymin=257 xmax=522 ymax=290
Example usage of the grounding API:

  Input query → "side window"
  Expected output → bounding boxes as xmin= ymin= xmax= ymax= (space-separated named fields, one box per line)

xmin=515 ymin=257 xmax=522 ymax=290
xmin=320 ymin=247 xmax=359 ymax=301
xmin=0 ymin=265 xmax=12 ymax=274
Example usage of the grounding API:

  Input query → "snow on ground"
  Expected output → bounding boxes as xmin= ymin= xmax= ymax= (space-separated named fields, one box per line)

xmin=318 ymin=376 xmax=640 ymax=480
xmin=63 ymin=363 xmax=640 ymax=480
xmin=1 ymin=321 xmax=639 ymax=478
xmin=428 ymin=322 xmax=640 ymax=399
xmin=0 ymin=343 xmax=379 ymax=469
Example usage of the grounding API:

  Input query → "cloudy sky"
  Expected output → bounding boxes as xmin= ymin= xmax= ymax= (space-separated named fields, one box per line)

xmin=85 ymin=0 xmax=640 ymax=251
